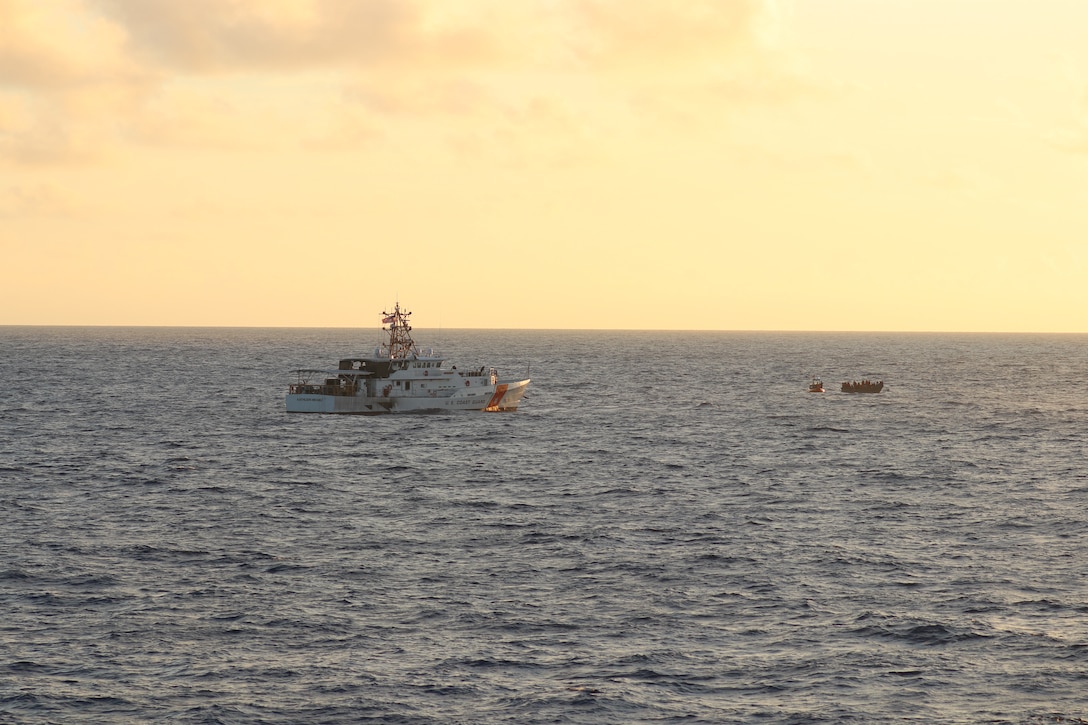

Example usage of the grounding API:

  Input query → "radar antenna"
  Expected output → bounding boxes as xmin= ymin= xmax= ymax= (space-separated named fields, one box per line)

xmin=381 ymin=303 xmax=416 ymax=359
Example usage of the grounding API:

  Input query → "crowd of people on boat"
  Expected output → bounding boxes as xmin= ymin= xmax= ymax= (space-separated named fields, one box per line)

xmin=841 ymin=379 xmax=884 ymax=393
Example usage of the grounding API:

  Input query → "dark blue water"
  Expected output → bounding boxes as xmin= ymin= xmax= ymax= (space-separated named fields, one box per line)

xmin=2 ymin=327 xmax=1087 ymax=723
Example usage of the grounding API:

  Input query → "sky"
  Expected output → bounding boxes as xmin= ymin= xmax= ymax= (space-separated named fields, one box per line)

xmin=2 ymin=0 xmax=1088 ymax=331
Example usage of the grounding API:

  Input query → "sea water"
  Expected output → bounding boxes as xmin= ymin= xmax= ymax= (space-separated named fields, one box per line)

xmin=2 ymin=327 xmax=1087 ymax=724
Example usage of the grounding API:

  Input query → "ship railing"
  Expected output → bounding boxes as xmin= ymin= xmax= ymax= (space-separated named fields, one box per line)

xmin=289 ymin=382 xmax=358 ymax=396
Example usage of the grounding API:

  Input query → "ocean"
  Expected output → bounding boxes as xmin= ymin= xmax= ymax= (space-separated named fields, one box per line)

xmin=2 ymin=326 xmax=1087 ymax=724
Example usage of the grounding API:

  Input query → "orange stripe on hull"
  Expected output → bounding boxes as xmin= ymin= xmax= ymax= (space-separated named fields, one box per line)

xmin=484 ymin=384 xmax=508 ymax=411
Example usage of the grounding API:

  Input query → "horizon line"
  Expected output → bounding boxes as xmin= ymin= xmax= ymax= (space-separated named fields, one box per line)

xmin=2 ymin=324 xmax=1086 ymax=335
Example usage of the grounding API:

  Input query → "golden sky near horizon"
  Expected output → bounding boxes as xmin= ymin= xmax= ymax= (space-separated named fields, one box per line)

xmin=2 ymin=0 xmax=1088 ymax=331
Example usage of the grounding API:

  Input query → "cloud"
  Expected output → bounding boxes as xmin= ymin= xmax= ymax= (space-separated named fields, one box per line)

xmin=302 ymin=110 xmax=383 ymax=151
xmin=1 ymin=0 xmax=813 ymax=165
xmin=0 ymin=93 xmax=112 ymax=165
xmin=1045 ymin=127 xmax=1088 ymax=154
xmin=0 ymin=92 xmax=31 ymax=129
xmin=0 ymin=183 xmax=81 ymax=218
xmin=0 ymin=0 xmax=152 ymax=164
xmin=343 ymin=76 xmax=491 ymax=117
xmin=123 ymin=84 xmax=279 ymax=149
xmin=95 ymin=0 xmax=503 ymax=72
xmin=1044 ymin=93 xmax=1088 ymax=154
xmin=325 ymin=0 xmax=810 ymax=156
xmin=0 ymin=0 xmax=136 ymax=87
xmin=1041 ymin=54 xmax=1088 ymax=155
xmin=564 ymin=0 xmax=778 ymax=72
xmin=91 ymin=0 xmax=789 ymax=79
xmin=920 ymin=165 xmax=998 ymax=199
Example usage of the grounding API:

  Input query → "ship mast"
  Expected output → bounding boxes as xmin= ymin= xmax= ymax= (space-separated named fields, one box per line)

xmin=382 ymin=303 xmax=416 ymax=359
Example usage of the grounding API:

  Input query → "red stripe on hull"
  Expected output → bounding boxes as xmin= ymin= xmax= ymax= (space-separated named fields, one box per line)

xmin=484 ymin=384 xmax=508 ymax=411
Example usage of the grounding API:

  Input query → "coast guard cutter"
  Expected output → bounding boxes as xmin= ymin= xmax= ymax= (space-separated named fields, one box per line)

xmin=285 ymin=304 xmax=530 ymax=414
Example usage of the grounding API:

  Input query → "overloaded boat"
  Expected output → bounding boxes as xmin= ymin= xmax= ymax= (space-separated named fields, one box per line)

xmin=808 ymin=377 xmax=824 ymax=393
xmin=286 ymin=304 xmax=530 ymax=414
xmin=841 ymin=379 xmax=884 ymax=394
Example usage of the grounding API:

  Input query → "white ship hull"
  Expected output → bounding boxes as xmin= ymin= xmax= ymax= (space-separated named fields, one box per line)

xmin=286 ymin=378 xmax=529 ymax=415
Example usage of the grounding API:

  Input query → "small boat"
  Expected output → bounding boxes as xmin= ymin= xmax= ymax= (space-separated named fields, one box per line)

xmin=286 ymin=304 xmax=530 ymax=414
xmin=808 ymin=377 xmax=824 ymax=393
xmin=841 ymin=379 xmax=884 ymax=394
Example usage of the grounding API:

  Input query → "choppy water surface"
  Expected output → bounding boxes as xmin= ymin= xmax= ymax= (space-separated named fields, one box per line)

xmin=2 ymin=327 xmax=1087 ymax=723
